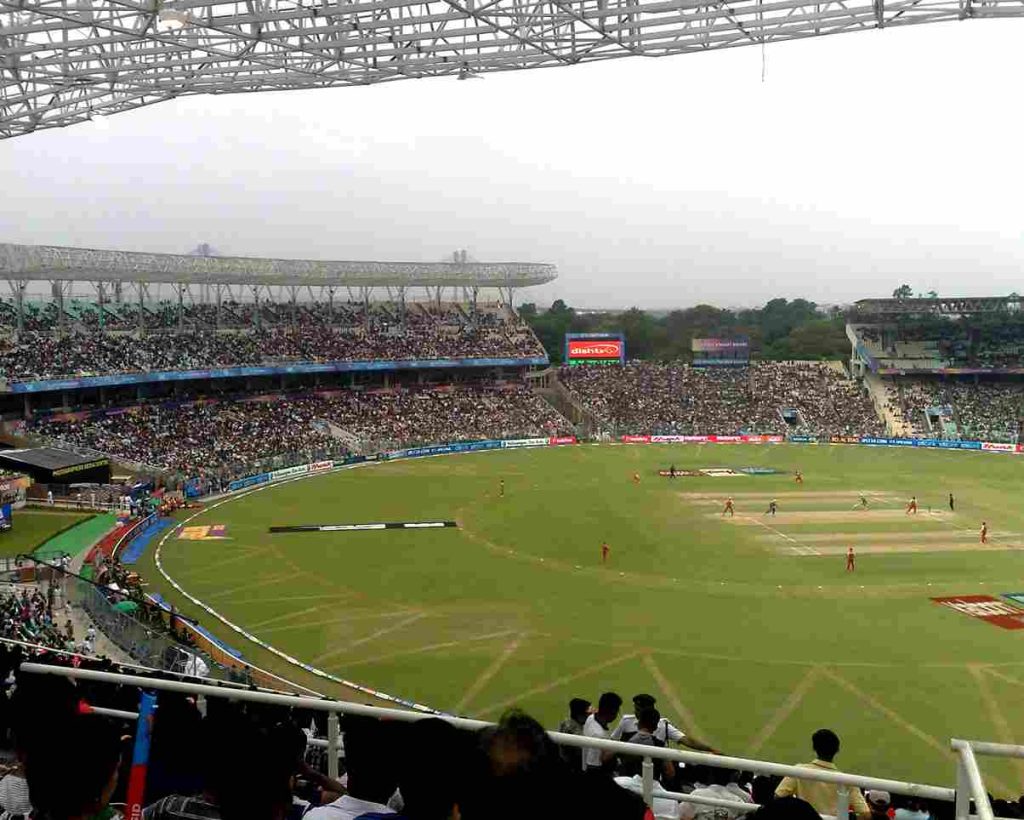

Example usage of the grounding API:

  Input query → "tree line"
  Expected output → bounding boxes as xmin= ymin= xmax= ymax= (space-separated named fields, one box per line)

xmin=519 ymin=299 xmax=851 ymax=364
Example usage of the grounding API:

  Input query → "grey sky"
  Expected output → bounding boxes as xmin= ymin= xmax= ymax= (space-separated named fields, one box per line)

xmin=3 ymin=19 xmax=1024 ymax=310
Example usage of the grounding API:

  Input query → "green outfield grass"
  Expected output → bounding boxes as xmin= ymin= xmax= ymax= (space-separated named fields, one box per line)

xmin=0 ymin=508 xmax=95 ymax=557
xmin=139 ymin=444 xmax=1024 ymax=791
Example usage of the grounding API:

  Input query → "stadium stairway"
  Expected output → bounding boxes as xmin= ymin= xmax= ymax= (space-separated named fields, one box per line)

xmin=529 ymin=369 xmax=598 ymax=436
xmin=864 ymin=371 xmax=911 ymax=436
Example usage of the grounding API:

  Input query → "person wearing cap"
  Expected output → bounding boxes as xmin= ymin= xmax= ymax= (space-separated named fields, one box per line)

xmin=557 ymin=697 xmax=591 ymax=771
xmin=866 ymin=790 xmax=892 ymax=820
xmin=611 ymin=694 xmax=718 ymax=754
xmin=775 ymin=729 xmax=870 ymax=820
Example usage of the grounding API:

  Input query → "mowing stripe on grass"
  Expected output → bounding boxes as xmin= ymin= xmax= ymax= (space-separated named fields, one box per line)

xmin=340 ymin=629 xmax=519 ymax=670
xmin=746 ymin=667 xmax=820 ymax=755
xmin=259 ymin=608 xmax=417 ymax=636
xmin=476 ymin=650 xmax=644 ymax=718
xmin=454 ymin=634 xmax=525 ymax=712
xmin=970 ymin=666 xmax=1024 ymax=782
xmin=643 ymin=653 xmax=711 ymax=743
xmin=310 ymin=612 xmax=427 ymax=664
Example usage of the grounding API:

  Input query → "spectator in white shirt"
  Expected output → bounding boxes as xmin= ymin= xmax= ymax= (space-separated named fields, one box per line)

xmin=582 ymin=691 xmax=622 ymax=772
xmin=307 ymin=717 xmax=399 ymax=820
xmin=678 ymin=767 xmax=753 ymax=820
xmin=614 ymin=693 xmax=718 ymax=754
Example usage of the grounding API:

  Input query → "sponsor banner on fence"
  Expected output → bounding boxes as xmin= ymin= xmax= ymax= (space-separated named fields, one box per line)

xmin=385 ymin=440 xmax=504 ymax=461
xmin=502 ymin=438 xmax=549 ymax=449
xmin=982 ymin=442 xmax=1016 ymax=452
xmin=932 ymin=595 xmax=1024 ymax=630
xmin=829 ymin=435 xmax=861 ymax=445
xmin=310 ymin=460 xmax=333 ymax=472
xmin=789 ymin=435 xmax=819 ymax=443
xmin=271 ymin=464 xmax=309 ymax=481
xmin=621 ymin=435 xmax=651 ymax=443
xmin=227 ymin=472 xmax=270 ymax=492
xmin=548 ymin=436 xmax=577 ymax=446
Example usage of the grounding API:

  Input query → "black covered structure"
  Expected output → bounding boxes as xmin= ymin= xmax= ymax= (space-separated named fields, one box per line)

xmin=0 ymin=447 xmax=110 ymax=485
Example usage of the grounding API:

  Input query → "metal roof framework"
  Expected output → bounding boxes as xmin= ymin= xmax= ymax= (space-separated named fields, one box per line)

xmin=0 ymin=242 xmax=557 ymax=288
xmin=3 ymin=0 xmax=1023 ymax=139
xmin=853 ymin=296 xmax=1024 ymax=317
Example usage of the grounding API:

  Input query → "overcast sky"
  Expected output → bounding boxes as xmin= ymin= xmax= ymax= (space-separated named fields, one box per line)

xmin=3 ymin=19 xmax=1024 ymax=310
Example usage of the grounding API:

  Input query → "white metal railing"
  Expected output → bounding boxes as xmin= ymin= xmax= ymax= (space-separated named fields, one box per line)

xmin=22 ymin=662 xmax=956 ymax=813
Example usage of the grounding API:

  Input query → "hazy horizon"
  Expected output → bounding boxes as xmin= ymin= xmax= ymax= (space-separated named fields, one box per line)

xmin=4 ymin=18 xmax=1024 ymax=311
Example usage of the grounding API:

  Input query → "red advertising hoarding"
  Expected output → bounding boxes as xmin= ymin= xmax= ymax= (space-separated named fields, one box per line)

xmin=567 ymin=339 xmax=623 ymax=362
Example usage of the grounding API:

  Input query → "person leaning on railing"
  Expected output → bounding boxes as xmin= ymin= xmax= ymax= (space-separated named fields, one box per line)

xmin=774 ymin=729 xmax=870 ymax=820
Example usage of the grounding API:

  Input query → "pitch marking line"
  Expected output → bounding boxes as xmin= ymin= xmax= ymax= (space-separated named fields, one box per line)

xmin=311 ymin=612 xmax=427 ymax=665
xmin=746 ymin=666 xmax=820 ymax=756
xmin=339 ymin=629 xmax=519 ymax=670
xmin=643 ymin=654 xmax=711 ymax=743
xmin=476 ymin=649 xmax=644 ymax=719
xmin=454 ymin=634 xmax=526 ymax=712
xmin=740 ymin=515 xmax=819 ymax=556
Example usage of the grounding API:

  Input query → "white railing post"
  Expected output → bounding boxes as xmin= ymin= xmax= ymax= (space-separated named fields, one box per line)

xmin=327 ymin=711 xmax=340 ymax=781
xmin=951 ymin=740 xmax=993 ymax=820
xmin=641 ymin=756 xmax=654 ymax=807
xmin=955 ymin=756 xmax=969 ymax=820
xmin=836 ymin=784 xmax=849 ymax=820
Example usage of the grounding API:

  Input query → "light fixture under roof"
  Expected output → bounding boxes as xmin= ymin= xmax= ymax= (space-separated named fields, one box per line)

xmin=157 ymin=5 xmax=190 ymax=31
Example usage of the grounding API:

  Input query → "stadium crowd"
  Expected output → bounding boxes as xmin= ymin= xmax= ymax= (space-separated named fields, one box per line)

xmin=0 ymin=321 xmax=544 ymax=383
xmin=0 ymin=649 xmax=972 ymax=820
xmin=560 ymin=362 xmax=885 ymax=438
xmin=27 ymin=385 xmax=572 ymax=478
xmin=885 ymin=379 xmax=1024 ymax=442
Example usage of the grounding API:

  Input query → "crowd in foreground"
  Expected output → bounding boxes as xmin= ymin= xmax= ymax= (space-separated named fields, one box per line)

xmin=0 ymin=323 xmax=544 ymax=383
xmin=28 ymin=385 xmax=572 ymax=479
xmin=560 ymin=362 xmax=886 ymax=438
xmin=0 ymin=646 xmax=983 ymax=820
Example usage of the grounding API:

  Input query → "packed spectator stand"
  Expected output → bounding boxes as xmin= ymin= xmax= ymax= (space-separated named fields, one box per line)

xmin=27 ymin=384 xmax=573 ymax=482
xmin=0 ymin=301 xmax=544 ymax=385
xmin=559 ymin=362 xmax=885 ymax=439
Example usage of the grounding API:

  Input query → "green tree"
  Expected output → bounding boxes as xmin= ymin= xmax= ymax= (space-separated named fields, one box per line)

xmin=892 ymin=284 xmax=913 ymax=300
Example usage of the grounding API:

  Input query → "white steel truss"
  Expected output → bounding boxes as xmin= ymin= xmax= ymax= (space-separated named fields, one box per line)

xmin=0 ymin=242 xmax=557 ymax=287
xmin=2 ymin=0 xmax=1021 ymax=139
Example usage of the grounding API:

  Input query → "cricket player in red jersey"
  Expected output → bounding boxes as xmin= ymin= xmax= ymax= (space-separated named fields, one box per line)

xmin=722 ymin=497 xmax=735 ymax=517
xmin=846 ymin=546 xmax=856 ymax=572
xmin=601 ymin=542 xmax=610 ymax=564
xmin=981 ymin=521 xmax=988 ymax=544
xmin=906 ymin=496 xmax=918 ymax=515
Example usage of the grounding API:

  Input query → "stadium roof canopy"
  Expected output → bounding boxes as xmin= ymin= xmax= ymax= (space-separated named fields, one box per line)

xmin=853 ymin=296 xmax=1024 ymax=317
xmin=3 ymin=1 xmax=1022 ymax=139
xmin=0 ymin=243 xmax=557 ymax=288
